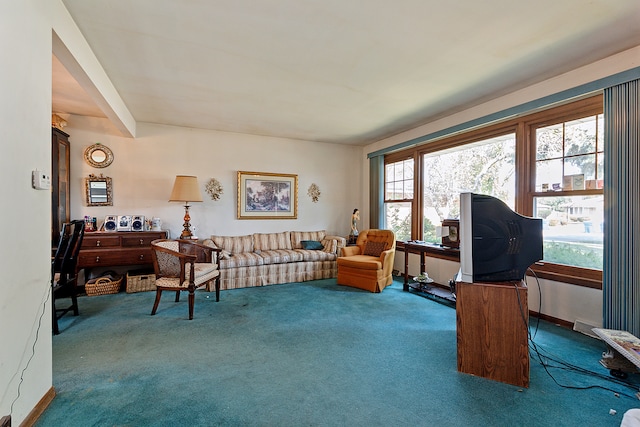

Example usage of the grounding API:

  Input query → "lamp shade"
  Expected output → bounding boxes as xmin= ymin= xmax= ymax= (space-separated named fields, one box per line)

xmin=169 ymin=175 xmax=203 ymax=203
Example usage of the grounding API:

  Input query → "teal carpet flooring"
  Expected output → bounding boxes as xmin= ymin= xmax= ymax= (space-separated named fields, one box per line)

xmin=40 ymin=279 xmax=639 ymax=426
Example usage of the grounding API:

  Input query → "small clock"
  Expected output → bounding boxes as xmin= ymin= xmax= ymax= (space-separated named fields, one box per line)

xmin=442 ymin=219 xmax=460 ymax=248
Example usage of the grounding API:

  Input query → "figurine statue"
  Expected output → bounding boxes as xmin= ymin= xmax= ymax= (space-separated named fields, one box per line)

xmin=350 ymin=208 xmax=360 ymax=237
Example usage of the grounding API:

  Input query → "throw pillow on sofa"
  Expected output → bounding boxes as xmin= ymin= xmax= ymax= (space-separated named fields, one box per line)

xmin=301 ymin=240 xmax=324 ymax=250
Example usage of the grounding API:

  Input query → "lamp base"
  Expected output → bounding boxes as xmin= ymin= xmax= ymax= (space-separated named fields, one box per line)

xmin=180 ymin=203 xmax=193 ymax=239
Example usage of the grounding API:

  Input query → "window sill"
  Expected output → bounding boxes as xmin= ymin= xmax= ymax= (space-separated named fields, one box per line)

xmin=396 ymin=241 xmax=603 ymax=289
xmin=529 ymin=262 xmax=602 ymax=290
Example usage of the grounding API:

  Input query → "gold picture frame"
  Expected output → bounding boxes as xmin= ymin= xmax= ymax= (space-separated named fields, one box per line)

xmin=85 ymin=174 xmax=113 ymax=206
xmin=237 ymin=171 xmax=298 ymax=219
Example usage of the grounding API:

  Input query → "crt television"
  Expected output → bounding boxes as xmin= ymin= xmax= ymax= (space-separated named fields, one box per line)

xmin=457 ymin=192 xmax=543 ymax=283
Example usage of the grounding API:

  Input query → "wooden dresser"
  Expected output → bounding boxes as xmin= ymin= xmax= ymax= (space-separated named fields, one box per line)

xmin=77 ymin=231 xmax=167 ymax=277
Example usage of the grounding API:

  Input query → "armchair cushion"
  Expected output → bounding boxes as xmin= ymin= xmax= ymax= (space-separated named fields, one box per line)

xmin=186 ymin=262 xmax=220 ymax=287
xmin=337 ymin=255 xmax=382 ymax=270
xmin=363 ymin=241 xmax=386 ymax=257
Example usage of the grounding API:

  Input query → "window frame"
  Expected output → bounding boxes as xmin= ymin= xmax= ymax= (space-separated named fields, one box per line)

xmin=384 ymin=153 xmax=418 ymax=241
xmin=523 ymin=96 xmax=604 ymax=289
xmin=384 ymin=94 xmax=604 ymax=289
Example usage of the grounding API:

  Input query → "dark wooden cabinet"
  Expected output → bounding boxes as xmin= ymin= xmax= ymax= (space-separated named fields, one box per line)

xmin=52 ymin=128 xmax=70 ymax=245
xmin=77 ymin=231 xmax=167 ymax=277
xmin=456 ymin=280 xmax=529 ymax=388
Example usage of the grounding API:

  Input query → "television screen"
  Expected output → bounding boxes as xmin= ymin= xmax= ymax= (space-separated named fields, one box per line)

xmin=458 ymin=192 xmax=543 ymax=283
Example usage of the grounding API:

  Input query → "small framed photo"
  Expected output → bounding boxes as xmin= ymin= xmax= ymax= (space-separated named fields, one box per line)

xmin=237 ymin=171 xmax=298 ymax=219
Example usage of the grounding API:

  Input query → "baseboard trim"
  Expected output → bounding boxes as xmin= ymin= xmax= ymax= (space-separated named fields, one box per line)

xmin=19 ymin=387 xmax=55 ymax=427
xmin=529 ymin=310 xmax=574 ymax=330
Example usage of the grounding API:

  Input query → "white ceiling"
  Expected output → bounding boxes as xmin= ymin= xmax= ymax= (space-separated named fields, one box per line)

xmin=54 ymin=0 xmax=640 ymax=145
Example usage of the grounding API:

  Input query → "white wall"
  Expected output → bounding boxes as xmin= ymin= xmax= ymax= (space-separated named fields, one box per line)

xmin=377 ymin=46 xmax=640 ymax=328
xmin=67 ymin=118 xmax=363 ymax=240
xmin=0 ymin=1 xmax=55 ymax=424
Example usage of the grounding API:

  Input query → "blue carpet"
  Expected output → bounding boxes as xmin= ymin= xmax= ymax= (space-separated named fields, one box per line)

xmin=40 ymin=279 xmax=639 ymax=426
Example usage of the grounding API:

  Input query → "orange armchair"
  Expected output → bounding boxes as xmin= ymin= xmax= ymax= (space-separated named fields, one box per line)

xmin=337 ymin=229 xmax=396 ymax=293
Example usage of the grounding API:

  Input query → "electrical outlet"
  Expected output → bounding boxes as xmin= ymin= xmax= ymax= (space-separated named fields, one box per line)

xmin=0 ymin=415 xmax=11 ymax=427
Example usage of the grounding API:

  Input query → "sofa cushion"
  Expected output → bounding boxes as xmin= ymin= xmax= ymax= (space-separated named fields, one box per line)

xmin=212 ymin=235 xmax=254 ymax=255
xmin=301 ymin=240 xmax=324 ymax=250
xmin=259 ymin=249 xmax=303 ymax=264
xmin=253 ymin=231 xmax=292 ymax=251
xmin=298 ymin=250 xmax=337 ymax=262
xmin=291 ymin=230 xmax=326 ymax=249
xmin=219 ymin=252 xmax=264 ymax=269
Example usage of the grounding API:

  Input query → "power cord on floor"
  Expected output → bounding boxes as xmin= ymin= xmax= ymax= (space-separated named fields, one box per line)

xmin=521 ymin=268 xmax=640 ymax=400
xmin=7 ymin=281 xmax=50 ymax=417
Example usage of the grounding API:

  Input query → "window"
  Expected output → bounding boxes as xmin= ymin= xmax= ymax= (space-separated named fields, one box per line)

xmin=422 ymin=133 xmax=516 ymax=244
xmin=384 ymin=158 xmax=414 ymax=241
xmin=534 ymin=114 xmax=604 ymax=192
xmin=383 ymin=95 xmax=604 ymax=288
xmin=528 ymin=107 xmax=604 ymax=278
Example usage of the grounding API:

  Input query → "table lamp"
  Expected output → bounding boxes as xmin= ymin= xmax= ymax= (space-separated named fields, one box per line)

xmin=169 ymin=175 xmax=203 ymax=239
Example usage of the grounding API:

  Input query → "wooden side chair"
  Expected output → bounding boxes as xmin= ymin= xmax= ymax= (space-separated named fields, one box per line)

xmin=52 ymin=219 xmax=85 ymax=334
xmin=150 ymin=239 xmax=221 ymax=319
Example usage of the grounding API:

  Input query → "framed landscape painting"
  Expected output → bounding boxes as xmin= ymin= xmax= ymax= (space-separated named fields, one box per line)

xmin=237 ymin=171 xmax=298 ymax=219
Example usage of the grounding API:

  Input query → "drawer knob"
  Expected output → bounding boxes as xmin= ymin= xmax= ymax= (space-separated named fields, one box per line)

xmin=139 ymin=254 xmax=145 ymax=260
xmin=95 ymin=256 xmax=100 ymax=263
xmin=96 ymin=240 xmax=101 ymax=247
xmin=140 ymin=239 xmax=144 ymax=245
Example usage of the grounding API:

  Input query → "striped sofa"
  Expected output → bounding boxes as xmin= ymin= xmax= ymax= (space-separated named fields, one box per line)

xmin=202 ymin=231 xmax=346 ymax=290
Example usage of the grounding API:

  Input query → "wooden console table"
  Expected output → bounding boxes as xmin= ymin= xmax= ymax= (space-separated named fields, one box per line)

xmin=401 ymin=241 xmax=458 ymax=291
xmin=456 ymin=280 xmax=529 ymax=387
xmin=77 ymin=230 xmax=167 ymax=278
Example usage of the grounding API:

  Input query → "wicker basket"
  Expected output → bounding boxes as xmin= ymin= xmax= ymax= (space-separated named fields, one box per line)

xmin=85 ymin=275 xmax=122 ymax=296
xmin=126 ymin=270 xmax=157 ymax=293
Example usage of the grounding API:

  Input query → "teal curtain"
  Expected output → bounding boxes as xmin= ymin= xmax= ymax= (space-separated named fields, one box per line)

xmin=603 ymin=79 xmax=640 ymax=336
xmin=369 ymin=155 xmax=384 ymax=229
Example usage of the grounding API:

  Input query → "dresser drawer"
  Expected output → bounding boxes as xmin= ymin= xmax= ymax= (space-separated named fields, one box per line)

xmin=78 ymin=248 xmax=154 ymax=268
xmin=82 ymin=235 xmax=121 ymax=248
xmin=121 ymin=235 xmax=162 ymax=247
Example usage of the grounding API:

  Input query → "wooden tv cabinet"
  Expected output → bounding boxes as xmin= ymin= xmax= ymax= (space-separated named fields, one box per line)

xmin=456 ymin=280 xmax=529 ymax=388
xmin=77 ymin=230 xmax=167 ymax=278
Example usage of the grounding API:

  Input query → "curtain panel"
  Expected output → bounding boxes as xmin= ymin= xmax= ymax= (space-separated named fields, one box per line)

xmin=603 ymin=78 xmax=640 ymax=336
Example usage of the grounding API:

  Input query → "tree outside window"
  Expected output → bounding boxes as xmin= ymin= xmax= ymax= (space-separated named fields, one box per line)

xmin=422 ymin=134 xmax=516 ymax=243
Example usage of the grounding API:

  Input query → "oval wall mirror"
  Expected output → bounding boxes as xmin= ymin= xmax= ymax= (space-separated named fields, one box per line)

xmin=84 ymin=143 xmax=114 ymax=168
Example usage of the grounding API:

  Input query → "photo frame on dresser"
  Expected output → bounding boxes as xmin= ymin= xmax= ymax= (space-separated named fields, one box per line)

xmin=237 ymin=171 xmax=298 ymax=219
